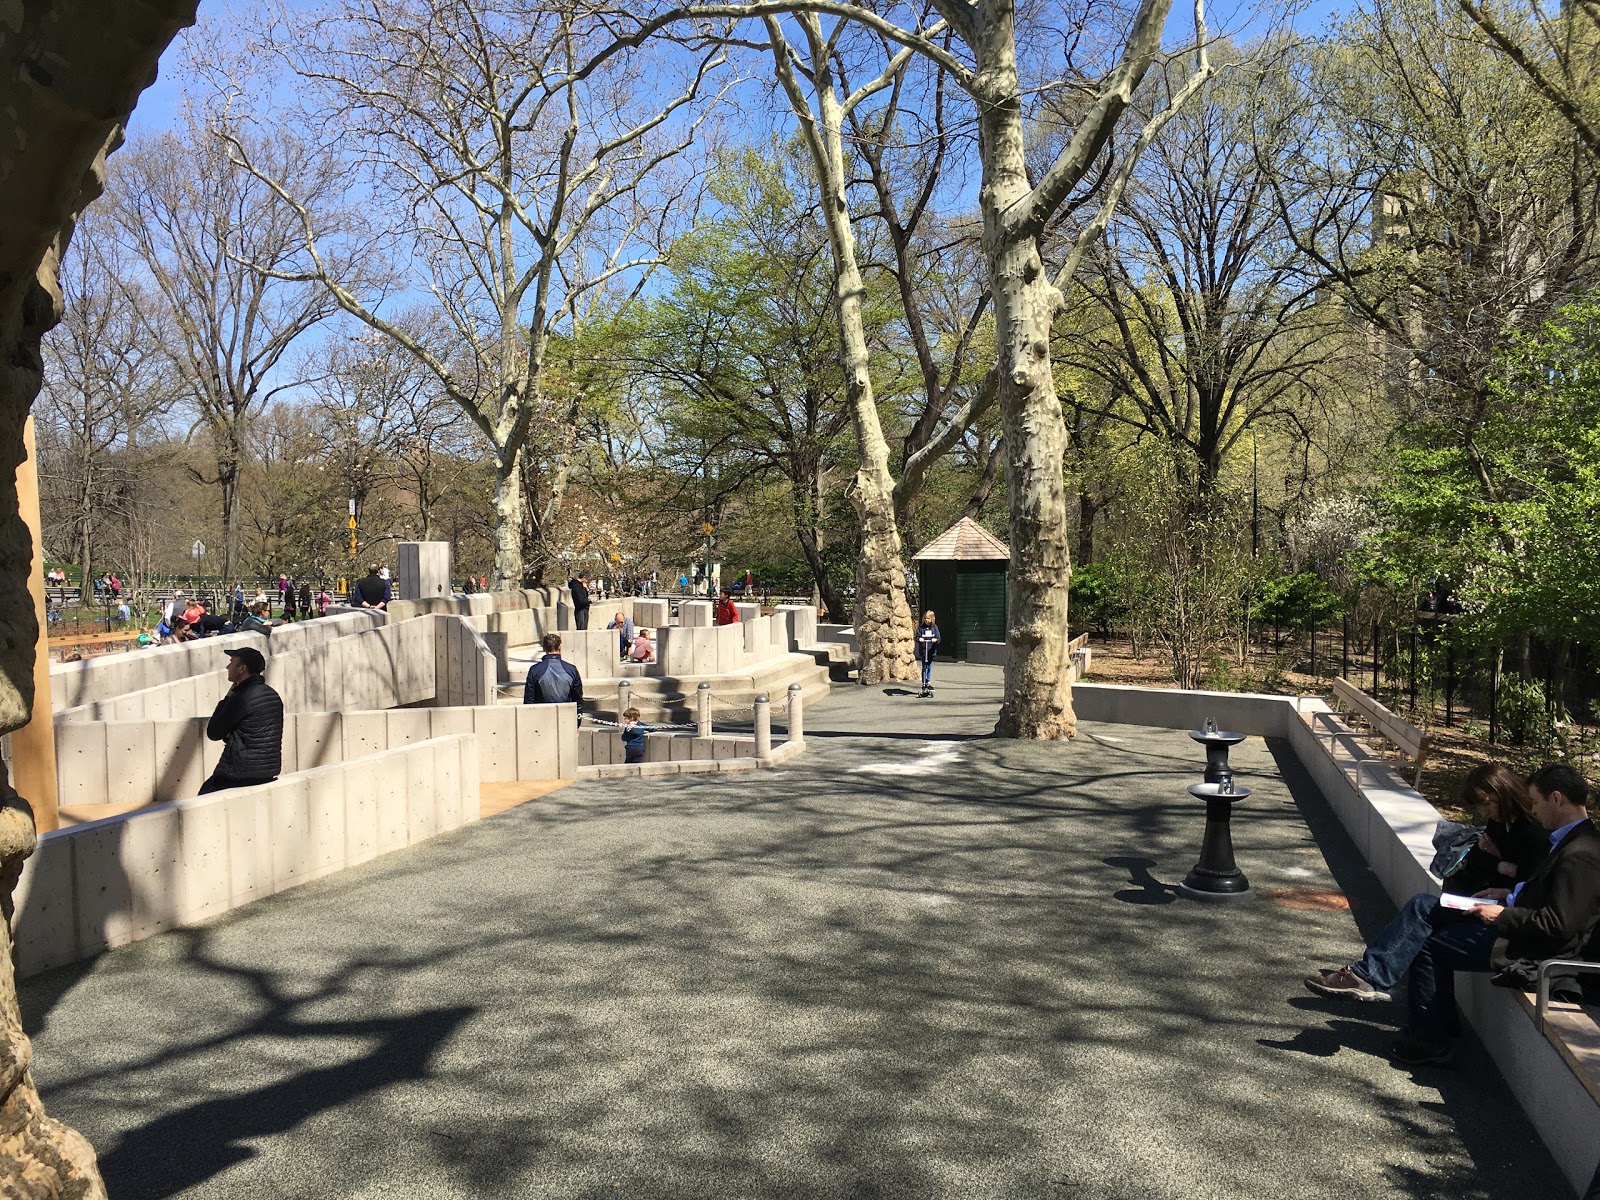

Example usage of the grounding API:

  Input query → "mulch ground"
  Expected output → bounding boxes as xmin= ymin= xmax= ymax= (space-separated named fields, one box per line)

xmin=1077 ymin=634 xmax=1567 ymax=822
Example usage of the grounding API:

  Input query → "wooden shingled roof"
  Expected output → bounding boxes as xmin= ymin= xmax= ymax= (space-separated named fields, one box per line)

xmin=912 ymin=517 xmax=1011 ymax=561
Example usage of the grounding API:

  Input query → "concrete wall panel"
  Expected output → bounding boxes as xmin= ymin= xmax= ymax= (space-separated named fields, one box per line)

xmin=305 ymin=767 xmax=348 ymax=881
xmin=71 ymin=819 xmax=134 ymax=954
xmin=345 ymin=768 xmax=379 ymax=866
xmin=386 ymin=710 xmax=432 ymax=746
xmin=405 ymin=742 xmax=439 ymax=844
xmin=105 ymin=721 xmax=157 ymax=808
xmin=471 ymin=705 xmax=517 ymax=781
xmin=226 ymin=789 xmax=274 ymax=907
xmin=296 ymin=713 xmax=344 ymax=772
xmin=176 ymin=796 xmax=231 ymax=924
xmin=267 ymin=776 xmax=314 ymax=892
xmin=373 ymin=752 xmax=410 ymax=855
xmin=56 ymin=722 xmax=107 ymax=807
xmin=11 ymin=835 xmax=75 ymax=976
xmin=343 ymin=711 xmax=386 ymax=760
xmin=514 ymin=704 xmax=560 ymax=779
xmin=680 ymin=600 xmax=713 ymax=628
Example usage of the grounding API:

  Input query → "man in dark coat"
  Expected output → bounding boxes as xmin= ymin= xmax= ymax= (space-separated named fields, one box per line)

xmin=354 ymin=563 xmax=388 ymax=610
xmin=524 ymin=633 xmax=583 ymax=709
xmin=568 ymin=572 xmax=591 ymax=630
xmin=200 ymin=647 xmax=284 ymax=794
xmin=1390 ymin=762 xmax=1599 ymax=1065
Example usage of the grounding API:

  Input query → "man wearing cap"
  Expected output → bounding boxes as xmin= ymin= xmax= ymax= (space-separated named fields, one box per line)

xmin=200 ymin=647 xmax=284 ymax=794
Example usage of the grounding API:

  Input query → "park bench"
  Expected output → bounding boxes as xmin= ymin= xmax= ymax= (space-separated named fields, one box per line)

xmin=1325 ymin=676 xmax=1433 ymax=791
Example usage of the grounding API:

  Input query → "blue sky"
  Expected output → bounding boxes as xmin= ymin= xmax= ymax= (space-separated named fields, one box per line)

xmin=127 ymin=0 xmax=1355 ymax=140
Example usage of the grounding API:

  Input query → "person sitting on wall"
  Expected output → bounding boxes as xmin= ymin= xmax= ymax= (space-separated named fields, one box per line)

xmin=629 ymin=628 xmax=655 ymax=663
xmin=524 ymin=632 xmax=583 ymax=710
xmin=200 ymin=647 xmax=283 ymax=795
xmin=188 ymin=600 xmax=230 ymax=637
xmin=606 ymin=610 xmax=636 ymax=659
xmin=237 ymin=599 xmax=281 ymax=637
xmin=354 ymin=563 xmax=388 ymax=610
xmin=714 ymin=588 xmax=739 ymax=626
xmin=1307 ymin=762 xmax=1600 ymax=1066
xmin=1307 ymin=765 xmax=1547 ymax=1005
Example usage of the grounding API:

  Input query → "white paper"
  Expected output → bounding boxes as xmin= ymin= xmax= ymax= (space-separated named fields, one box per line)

xmin=1439 ymin=893 xmax=1492 ymax=911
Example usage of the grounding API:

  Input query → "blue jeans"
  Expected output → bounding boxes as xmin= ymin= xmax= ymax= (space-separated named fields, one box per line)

xmin=1354 ymin=894 xmax=1455 ymax=990
xmin=920 ymin=659 xmax=932 ymax=687
xmin=1406 ymin=915 xmax=1498 ymax=1045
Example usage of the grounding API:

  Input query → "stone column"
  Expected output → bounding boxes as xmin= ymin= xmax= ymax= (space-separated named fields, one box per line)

xmin=787 ymin=682 xmax=805 ymax=746
xmin=696 ymin=682 xmax=712 ymax=738
xmin=754 ymin=694 xmax=771 ymax=762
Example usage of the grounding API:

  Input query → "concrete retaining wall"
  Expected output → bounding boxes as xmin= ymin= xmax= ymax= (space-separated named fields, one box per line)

xmin=11 ymin=734 xmax=482 ymax=978
xmin=48 ymin=611 xmax=385 ymax=713
xmin=55 ymin=614 xmax=496 ymax=725
xmin=57 ymin=703 xmax=579 ymax=809
xmin=1073 ymin=682 xmax=1599 ymax=1194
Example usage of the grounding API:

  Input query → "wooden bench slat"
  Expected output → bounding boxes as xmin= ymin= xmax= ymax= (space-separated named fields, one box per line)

xmin=1329 ymin=677 xmax=1430 ymax=789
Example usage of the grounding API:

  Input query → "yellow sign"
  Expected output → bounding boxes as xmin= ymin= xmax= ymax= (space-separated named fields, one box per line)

xmin=701 ymin=522 xmax=715 ymax=536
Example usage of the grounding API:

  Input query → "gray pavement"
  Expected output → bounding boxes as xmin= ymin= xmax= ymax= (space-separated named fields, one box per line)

xmin=22 ymin=663 xmax=1571 ymax=1199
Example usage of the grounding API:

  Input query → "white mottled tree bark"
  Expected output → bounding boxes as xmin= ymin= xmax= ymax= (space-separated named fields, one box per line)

xmin=764 ymin=15 xmax=918 ymax=683
xmin=0 ymin=6 xmax=199 ymax=1192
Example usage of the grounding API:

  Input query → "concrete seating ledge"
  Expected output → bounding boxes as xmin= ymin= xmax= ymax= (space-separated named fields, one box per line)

xmin=10 ymin=734 xmax=482 ymax=979
xmin=1071 ymin=681 xmax=1600 ymax=1196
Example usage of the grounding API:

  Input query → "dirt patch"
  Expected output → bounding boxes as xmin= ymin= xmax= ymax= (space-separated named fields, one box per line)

xmin=1076 ymin=634 xmax=1559 ymax=821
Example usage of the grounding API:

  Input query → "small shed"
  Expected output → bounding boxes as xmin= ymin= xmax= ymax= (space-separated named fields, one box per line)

xmin=913 ymin=517 xmax=1010 ymax=659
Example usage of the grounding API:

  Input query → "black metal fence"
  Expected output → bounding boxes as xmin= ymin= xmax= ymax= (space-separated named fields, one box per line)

xmin=1295 ymin=613 xmax=1600 ymax=749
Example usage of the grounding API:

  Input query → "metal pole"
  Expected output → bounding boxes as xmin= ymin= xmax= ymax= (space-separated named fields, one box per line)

xmin=1444 ymin=644 xmax=1455 ymax=727
xmin=1373 ymin=622 xmax=1381 ymax=694
xmin=617 ymin=679 xmax=631 ymax=721
xmin=1489 ymin=649 xmax=1501 ymax=745
xmin=754 ymin=693 xmax=771 ymax=761
xmin=1409 ymin=627 xmax=1417 ymax=711
xmin=1341 ymin=615 xmax=1348 ymax=681
xmin=787 ymin=682 xmax=805 ymax=746
xmin=696 ymin=681 xmax=712 ymax=738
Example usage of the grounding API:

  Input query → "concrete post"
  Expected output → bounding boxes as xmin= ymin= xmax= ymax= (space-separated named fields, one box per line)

xmin=754 ymin=693 xmax=771 ymax=761
xmin=696 ymin=681 xmax=712 ymax=738
xmin=617 ymin=679 xmax=631 ymax=720
xmin=787 ymin=682 xmax=804 ymax=746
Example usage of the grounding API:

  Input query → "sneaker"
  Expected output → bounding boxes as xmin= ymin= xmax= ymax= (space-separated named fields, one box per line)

xmin=1390 ymin=1036 xmax=1454 ymax=1067
xmin=1304 ymin=966 xmax=1391 ymax=1002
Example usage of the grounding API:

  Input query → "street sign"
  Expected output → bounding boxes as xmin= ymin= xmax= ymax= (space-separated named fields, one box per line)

xmin=191 ymin=540 xmax=205 ymax=557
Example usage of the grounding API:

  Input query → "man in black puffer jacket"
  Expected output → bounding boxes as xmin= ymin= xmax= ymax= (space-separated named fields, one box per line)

xmin=201 ymin=647 xmax=284 ymax=794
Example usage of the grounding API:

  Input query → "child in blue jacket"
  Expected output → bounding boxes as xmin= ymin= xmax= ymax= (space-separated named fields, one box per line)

xmin=915 ymin=610 xmax=941 ymax=696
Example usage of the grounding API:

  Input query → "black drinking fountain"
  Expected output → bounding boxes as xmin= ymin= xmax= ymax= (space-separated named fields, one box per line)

xmin=1178 ymin=719 xmax=1254 ymax=903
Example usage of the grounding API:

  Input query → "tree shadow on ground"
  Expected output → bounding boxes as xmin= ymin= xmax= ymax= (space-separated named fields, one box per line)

xmin=24 ymin=728 xmax=1572 ymax=1200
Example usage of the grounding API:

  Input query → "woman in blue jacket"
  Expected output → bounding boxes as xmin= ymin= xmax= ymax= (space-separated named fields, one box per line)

xmin=915 ymin=610 xmax=940 ymax=696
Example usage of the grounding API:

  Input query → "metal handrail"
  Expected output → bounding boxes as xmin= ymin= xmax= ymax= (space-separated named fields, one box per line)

xmin=1535 ymin=958 xmax=1600 ymax=1030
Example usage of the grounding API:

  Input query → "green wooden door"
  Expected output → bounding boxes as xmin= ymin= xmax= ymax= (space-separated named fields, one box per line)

xmin=954 ymin=568 xmax=1006 ymax=656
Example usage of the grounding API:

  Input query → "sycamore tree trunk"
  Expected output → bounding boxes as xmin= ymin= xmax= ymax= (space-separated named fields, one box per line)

xmin=768 ymin=16 xmax=917 ymax=684
xmin=0 ymin=7 xmax=196 ymax=1196
xmin=975 ymin=47 xmax=1076 ymax=740
xmin=491 ymin=447 xmax=526 ymax=591
xmin=218 ymin=447 xmax=240 ymax=582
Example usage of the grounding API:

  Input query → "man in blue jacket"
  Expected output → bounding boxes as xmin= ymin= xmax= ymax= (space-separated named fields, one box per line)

xmin=201 ymin=647 xmax=283 ymax=794
xmin=524 ymin=632 xmax=583 ymax=710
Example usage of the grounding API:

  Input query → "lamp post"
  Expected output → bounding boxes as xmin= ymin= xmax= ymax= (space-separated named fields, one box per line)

xmin=191 ymin=538 xmax=205 ymax=590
